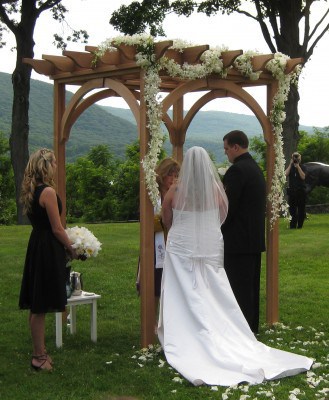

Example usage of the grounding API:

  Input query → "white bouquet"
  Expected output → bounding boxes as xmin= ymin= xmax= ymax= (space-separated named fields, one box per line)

xmin=66 ymin=226 xmax=102 ymax=259
xmin=218 ymin=166 xmax=229 ymax=176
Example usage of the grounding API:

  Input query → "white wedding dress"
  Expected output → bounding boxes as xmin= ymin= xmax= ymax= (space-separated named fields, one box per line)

xmin=157 ymin=208 xmax=313 ymax=387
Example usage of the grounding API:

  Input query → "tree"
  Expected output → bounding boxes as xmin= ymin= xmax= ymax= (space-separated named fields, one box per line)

xmin=0 ymin=1 xmax=88 ymax=224
xmin=298 ymin=127 xmax=329 ymax=164
xmin=110 ymin=0 xmax=329 ymax=163
xmin=298 ymin=128 xmax=329 ymax=205
xmin=66 ymin=145 xmax=117 ymax=222
xmin=250 ymin=128 xmax=329 ymax=205
xmin=112 ymin=140 xmax=141 ymax=221
xmin=0 ymin=131 xmax=16 ymax=224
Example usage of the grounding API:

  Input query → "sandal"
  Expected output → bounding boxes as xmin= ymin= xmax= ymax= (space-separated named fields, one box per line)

xmin=31 ymin=354 xmax=52 ymax=371
xmin=44 ymin=350 xmax=53 ymax=365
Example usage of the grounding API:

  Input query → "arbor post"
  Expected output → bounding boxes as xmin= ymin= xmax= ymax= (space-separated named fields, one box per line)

xmin=139 ymin=71 xmax=156 ymax=347
xmin=53 ymin=81 xmax=67 ymax=227
xmin=265 ymin=81 xmax=279 ymax=324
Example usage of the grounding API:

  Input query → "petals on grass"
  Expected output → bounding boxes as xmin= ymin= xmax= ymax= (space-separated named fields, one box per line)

xmin=172 ymin=377 xmax=184 ymax=384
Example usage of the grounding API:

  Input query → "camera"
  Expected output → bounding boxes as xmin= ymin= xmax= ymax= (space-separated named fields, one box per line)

xmin=293 ymin=154 xmax=299 ymax=164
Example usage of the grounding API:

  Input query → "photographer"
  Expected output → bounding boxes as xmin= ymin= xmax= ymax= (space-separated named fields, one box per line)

xmin=285 ymin=152 xmax=307 ymax=229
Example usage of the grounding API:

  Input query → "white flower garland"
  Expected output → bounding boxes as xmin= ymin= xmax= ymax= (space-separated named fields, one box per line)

xmin=96 ymin=35 xmax=300 ymax=227
xmin=266 ymin=54 xmax=301 ymax=226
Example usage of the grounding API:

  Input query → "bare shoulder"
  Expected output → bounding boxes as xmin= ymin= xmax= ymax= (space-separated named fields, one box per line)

xmin=41 ymin=186 xmax=56 ymax=197
xmin=39 ymin=186 xmax=56 ymax=207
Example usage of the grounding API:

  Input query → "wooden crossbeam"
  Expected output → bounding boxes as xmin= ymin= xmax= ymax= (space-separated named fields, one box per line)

xmin=285 ymin=57 xmax=304 ymax=74
xmin=112 ymin=43 xmax=137 ymax=63
xmin=221 ymin=50 xmax=243 ymax=68
xmin=62 ymin=50 xmax=94 ymax=69
xmin=154 ymin=40 xmax=173 ymax=60
xmin=85 ymin=46 xmax=121 ymax=66
xmin=252 ymin=54 xmax=274 ymax=71
xmin=22 ymin=58 xmax=56 ymax=76
xmin=42 ymin=55 xmax=76 ymax=72
xmin=182 ymin=45 xmax=209 ymax=64
xmin=164 ymin=48 xmax=183 ymax=64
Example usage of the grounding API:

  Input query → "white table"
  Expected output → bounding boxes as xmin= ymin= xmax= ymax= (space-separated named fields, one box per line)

xmin=55 ymin=292 xmax=101 ymax=348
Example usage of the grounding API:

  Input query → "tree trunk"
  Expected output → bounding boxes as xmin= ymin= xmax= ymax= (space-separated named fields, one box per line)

xmin=273 ymin=2 xmax=306 ymax=166
xmin=10 ymin=21 xmax=36 ymax=224
xmin=282 ymin=84 xmax=301 ymax=167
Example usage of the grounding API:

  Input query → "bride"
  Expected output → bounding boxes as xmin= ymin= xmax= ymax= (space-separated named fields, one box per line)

xmin=157 ymin=146 xmax=313 ymax=386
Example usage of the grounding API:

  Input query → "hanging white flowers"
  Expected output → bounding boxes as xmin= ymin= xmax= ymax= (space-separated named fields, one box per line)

xmin=95 ymin=35 xmax=301 ymax=227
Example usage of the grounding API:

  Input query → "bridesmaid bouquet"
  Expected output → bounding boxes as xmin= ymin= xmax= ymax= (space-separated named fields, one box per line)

xmin=66 ymin=226 xmax=102 ymax=259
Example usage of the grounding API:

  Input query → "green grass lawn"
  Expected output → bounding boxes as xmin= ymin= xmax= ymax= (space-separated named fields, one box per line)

xmin=0 ymin=216 xmax=328 ymax=400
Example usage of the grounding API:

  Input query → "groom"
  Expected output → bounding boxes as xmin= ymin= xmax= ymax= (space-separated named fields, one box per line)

xmin=221 ymin=130 xmax=266 ymax=334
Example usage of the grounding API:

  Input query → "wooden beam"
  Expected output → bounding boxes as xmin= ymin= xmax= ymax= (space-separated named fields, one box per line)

xmin=113 ymin=43 xmax=137 ymax=63
xmin=62 ymin=50 xmax=94 ymax=69
xmin=182 ymin=45 xmax=209 ymax=64
xmin=98 ymin=50 xmax=120 ymax=66
xmin=252 ymin=54 xmax=274 ymax=71
xmin=221 ymin=50 xmax=243 ymax=68
xmin=42 ymin=55 xmax=76 ymax=72
xmin=285 ymin=57 xmax=304 ymax=74
xmin=171 ymin=98 xmax=185 ymax=162
xmin=22 ymin=58 xmax=55 ymax=76
xmin=53 ymin=81 xmax=67 ymax=226
xmin=154 ymin=40 xmax=174 ymax=60
xmin=164 ymin=48 xmax=183 ymax=65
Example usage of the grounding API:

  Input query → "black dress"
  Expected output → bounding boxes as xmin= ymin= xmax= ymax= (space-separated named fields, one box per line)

xmin=19 ymin=185 xmax=67 ymax=313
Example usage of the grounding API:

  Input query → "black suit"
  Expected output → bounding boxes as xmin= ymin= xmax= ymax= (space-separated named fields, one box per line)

xmin=222 ymin=152 xmax=266 ymax=333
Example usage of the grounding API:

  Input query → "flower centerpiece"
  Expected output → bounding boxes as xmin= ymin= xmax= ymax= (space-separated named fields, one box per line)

xmin=65 ymin=226 xmax=101 ymax=297
xmin=66 ymin=226 xmax=102 ymax=259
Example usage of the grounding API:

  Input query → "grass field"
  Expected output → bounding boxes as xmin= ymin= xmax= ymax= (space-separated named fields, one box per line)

xmin=0 ymin=215 xmax=328 ymax=400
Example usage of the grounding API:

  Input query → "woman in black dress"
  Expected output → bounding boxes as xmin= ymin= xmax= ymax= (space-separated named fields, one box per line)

xmin=19 ymin=148 xmax=77 ymax=371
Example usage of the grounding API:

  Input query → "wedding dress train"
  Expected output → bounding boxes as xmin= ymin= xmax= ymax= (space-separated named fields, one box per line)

xmin=157 ymin=209 xmax=313 ymax=386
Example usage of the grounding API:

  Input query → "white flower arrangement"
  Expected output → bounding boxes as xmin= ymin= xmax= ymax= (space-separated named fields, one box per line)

xmin=66 ymin=226 xmax=102 ymax=259
xmin=218 ymin=166 xmax=229 ymax=176
xmin=266 ymin=53 xmax=301 ymax=225
xmin=234 ymin=50 xmax=262 ymax=81
xmin=95 ymin=35 xmax=301 ymax=227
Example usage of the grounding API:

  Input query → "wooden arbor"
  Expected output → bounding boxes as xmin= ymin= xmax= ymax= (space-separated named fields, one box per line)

xmin=24 ymin=40 xmax=303 ymax=347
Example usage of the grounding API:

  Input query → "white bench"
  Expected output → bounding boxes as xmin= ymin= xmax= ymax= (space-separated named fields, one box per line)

xmin=55 ymin=292 xmax=101 ymax=348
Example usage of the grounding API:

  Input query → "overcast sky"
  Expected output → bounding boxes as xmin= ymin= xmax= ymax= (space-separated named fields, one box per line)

xmin=1 ymin=0 xmax=329 ymax=127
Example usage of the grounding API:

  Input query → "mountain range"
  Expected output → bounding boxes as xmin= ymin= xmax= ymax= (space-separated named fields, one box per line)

xmin=0 ymin=72 xmax=315 ymax=162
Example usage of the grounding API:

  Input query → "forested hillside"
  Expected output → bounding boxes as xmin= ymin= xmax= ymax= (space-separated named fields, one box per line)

xmin=0 ymin=72 xmax=314 ymax=162
xmin=0 ymin=72 xmax=138 ymax=162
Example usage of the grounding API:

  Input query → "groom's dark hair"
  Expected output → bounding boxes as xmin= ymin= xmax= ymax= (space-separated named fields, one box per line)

xmin=223 ymin=130 xmax=249 ymax=148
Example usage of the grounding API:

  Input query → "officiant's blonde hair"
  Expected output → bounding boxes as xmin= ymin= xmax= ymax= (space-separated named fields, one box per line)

xmin=156 ymin=158 xmax=180 ymax=187
xmin=20 ymin=148 xmax=56 ymax=214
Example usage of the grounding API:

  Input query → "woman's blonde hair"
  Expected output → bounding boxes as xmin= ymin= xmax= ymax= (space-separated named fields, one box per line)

xmin=20 ymin=148 xmax=56 ymax=214
xmin=155 ymin=157 xmax=180 ymax=191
